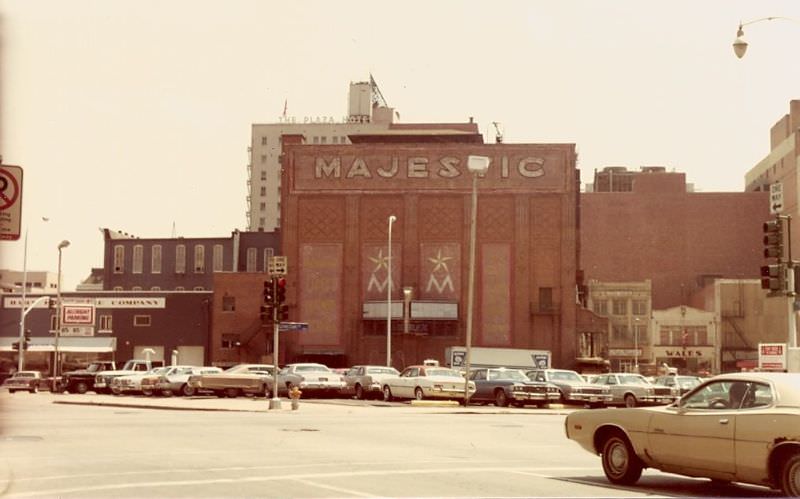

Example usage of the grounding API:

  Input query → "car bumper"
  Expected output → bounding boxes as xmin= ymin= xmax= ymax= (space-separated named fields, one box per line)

xmin=567 ymin=393 xmax=613 ymax=403
xmin=638 ymin=395 xmax=678 ymax=405
xmin=299 ymin=382 xmax=346 ymax=391
xmin=510 ymin=392 xmax=560 ymax=402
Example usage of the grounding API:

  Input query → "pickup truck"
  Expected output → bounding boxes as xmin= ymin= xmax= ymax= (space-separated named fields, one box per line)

xmin=187 ymin=363 xmax=275 ymax=398
xmin=60 ymin=361 xmax=117 ymax=394
xmin=94 ymin=359 xmax=164 ymax=394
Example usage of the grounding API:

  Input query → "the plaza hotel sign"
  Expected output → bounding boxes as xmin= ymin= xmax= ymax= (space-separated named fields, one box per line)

xmin=288 ymin=145 xmax=573 ymax=192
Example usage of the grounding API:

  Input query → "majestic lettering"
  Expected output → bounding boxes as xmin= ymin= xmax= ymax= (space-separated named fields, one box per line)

xmin=312 ymin=155 xmax=547 ymax=180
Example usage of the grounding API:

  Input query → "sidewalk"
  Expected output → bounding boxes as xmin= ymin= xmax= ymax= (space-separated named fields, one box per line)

xmin=51 ymin=392 xmax=573 ymax=414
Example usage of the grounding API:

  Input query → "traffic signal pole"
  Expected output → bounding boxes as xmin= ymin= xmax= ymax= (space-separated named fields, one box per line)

xmin=17 ymin=295 xmax=49 ymax=371
xmin=787 ymin=216 xmax=797 ymax=349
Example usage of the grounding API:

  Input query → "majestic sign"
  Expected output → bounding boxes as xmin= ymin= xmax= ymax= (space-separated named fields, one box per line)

xmin=314 ymin=155 xmax=545 ymax=180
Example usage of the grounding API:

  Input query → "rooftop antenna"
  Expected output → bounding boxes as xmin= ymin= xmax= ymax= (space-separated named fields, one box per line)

xmin=171 ymin=222 xmax=176 ymax=238
xmin=492 ymin=122 xmax=504 ymax=143
xmin=369 ymin=73 xmax=388 ymax=108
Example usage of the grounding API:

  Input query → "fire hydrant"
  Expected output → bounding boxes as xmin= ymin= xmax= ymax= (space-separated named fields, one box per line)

xmin=289 ymin=386 xmax=302 ymax=410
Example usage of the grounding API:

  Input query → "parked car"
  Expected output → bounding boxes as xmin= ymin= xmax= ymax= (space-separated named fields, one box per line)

xmin=279 ymin=363 xmax=346 ymax=397
xmin=154 ymin=366 xmax=223 ymax=396
xmin=468 ymin=367 xmax=560 ymax=407
xmin=342 ymin=365 xmax=400 ymax=400
xmin=652 ymin=374 xmax=702 ymax=396
xmin=526 ymin=368 xmax=612 ymax=407
xmin=564 ymin=372 xmax=800 ymax=496
xmin=60 ymin=361 xmax=117 ymax=394
xmin=187 ymin=363 xmax=275 ymax=398
xmin=2 ymin=370 xmax=42 ymax=393
xmin=110 ymin=366 xmax=171 ymax=395
xmin=592 ymin=372 xmax=679 ymax=407
xmin=381 ymin=365 xmax=476 ymax=402
xmin=94 ymin=359 xmax=165 ymax=394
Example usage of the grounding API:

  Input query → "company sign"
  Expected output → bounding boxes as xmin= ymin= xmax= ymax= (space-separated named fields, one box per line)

xmin=759 ymin=342 xmax=787 ymax=371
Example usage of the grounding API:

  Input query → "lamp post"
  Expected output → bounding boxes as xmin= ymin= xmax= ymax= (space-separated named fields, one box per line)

xmin=633 ymin=317 xmax=640 ymax=373
xmin=387 ymin=215 xmax=396 ymax=367
xmin=464 ymin=155 xmax=491 ymax=405
xmin=733 ymin=16 xmax=800 ymax=58
xmin=53 ymin=239 xmax=70 ymax=392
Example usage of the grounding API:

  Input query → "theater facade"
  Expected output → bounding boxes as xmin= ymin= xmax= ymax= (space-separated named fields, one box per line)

xmin=278 ymin=135 xmax=580 ymax=369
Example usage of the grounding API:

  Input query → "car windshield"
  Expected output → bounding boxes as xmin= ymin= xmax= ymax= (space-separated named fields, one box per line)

xmin=14 ymin=372 xmax=35 ymax=378
xmin=427 ymin=368 xmax=461 ymax=377
xmin=618 ymin=374 xmax=649 ymax=385
xmin=677 ymin=377 xmax=701 ymax=388
xmin=488 ymin=369 xmax=527 ymax=381
xmin=366 ymin=367 xmax=398 ymax=375
xmin=550 ymin=370 xmax=583 ymax=382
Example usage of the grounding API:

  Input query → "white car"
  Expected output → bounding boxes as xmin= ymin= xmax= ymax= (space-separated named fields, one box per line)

xmin=382 ymin=365 xmax=476 ymax=402
xmin=279 ymin=363 xmax=346 ymax=397
xmin=149 ymin=365 xmax=221 ymax=396
xmin=111 ymin=366 xmax=171 ymax=395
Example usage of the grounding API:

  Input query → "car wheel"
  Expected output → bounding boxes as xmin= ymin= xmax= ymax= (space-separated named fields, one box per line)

xmin=75 ymin=381 xmax=89 ymax=394
xmin=780 ymin=452 xmax=800 ymax=496
xmin=495 ymin=389 xmax=509 ymax=407
xmin=224 ymin=387 xmax=240 ymax=398
xmin=262 ymin=384 xmax=271 ymax=398
xmin=355 ymin=384 xmax=365 ymax=400
xmin=162 ymin=389 xmax=173 ymax=397
xmin=111 ymin=386 xmax=122 ymax=396
xmin=8 ymin=390 xmax=15 ymax=394
xmin=142 ymin=389 xmax=154 ymax=397
xmin=601 ymin=433 xmax=643 ymax=485
xmin=383 ymin=386 xmax=393 ymax=402
xmin=181 ymin=384 xmax=196 ymax=397
xmin=624 ymin=394 xmax=637 ymax=408
xmin=30 ymin=385 xmax=39 ymax=394
xmin=559 ymin=391 xmax=567 ymax=404
xmin=414 ymin=387 xmax=425 ymax=401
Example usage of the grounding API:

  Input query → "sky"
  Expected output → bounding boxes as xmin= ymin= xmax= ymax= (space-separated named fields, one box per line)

xmin=0 ymin=1 xmax=799 ymax=291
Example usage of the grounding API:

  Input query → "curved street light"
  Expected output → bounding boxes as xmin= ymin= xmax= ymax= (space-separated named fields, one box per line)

xmin=733 ymin=16 xmax=800 ymax=58
xmin=52 ymin=239 xmax=70 ymax=391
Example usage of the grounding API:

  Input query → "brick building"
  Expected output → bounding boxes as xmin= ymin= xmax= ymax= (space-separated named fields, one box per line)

xmin=278 ymin=133 xmax=581 ymax=369
xmin=581 ymin=167 xmax=769 ymax=310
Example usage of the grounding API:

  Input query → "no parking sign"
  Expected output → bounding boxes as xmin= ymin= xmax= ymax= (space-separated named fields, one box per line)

xmin=0 ymin=164 xmax=23 ymax=240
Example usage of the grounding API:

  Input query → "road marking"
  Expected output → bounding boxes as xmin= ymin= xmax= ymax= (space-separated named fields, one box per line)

xmin=3 ymin=466 xmax=601 ymax=497
xmin=289 ymin=477 xmax=375 ymax=498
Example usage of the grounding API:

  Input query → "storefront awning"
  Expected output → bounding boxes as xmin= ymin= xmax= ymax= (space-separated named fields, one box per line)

xmin=0 ymin=336 xmax=116 ymax=353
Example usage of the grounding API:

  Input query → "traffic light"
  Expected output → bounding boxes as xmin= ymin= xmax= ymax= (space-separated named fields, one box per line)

xmin=761 ymin=264 xmax=785 ymax=292
xmin=275 ymin=277 xmax=287 ymax=304
xmin=261 ymin=279 xmax=275 ymax=323
xmin=11 ymin=341 xmax=19 ymax=351
xmin=763 ymin=218 xmax=784 ymax=259
xmin=23 ymin=330 xmax=30 ymax=350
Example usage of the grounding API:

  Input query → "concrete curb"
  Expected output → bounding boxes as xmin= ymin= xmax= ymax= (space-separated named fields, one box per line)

xmin=54 ymin=400 xmax=266 ymax=413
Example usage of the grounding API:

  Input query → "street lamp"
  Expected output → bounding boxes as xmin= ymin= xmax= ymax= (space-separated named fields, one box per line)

xmin=387 ymin=215 xmax=396 ymax=367
xmin=733 ymin=17 xmax=800 ymax=58
xmin=53 ymin=239 xmax=70 ymax=391
xmin=464 ymin=155 xmax=491 ymax=404
xmin=633 ymin=317 xmax=641 ymax=373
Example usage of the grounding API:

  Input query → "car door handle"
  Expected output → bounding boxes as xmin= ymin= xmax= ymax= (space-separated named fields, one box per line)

xmin=719 ymin=418 xmax=729 ymax=425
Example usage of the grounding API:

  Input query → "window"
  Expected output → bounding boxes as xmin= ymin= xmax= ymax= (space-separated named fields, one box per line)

xmin=222 ymin=294 xmax=235 ymax=312
xmin=332 ymin=136 xmax=339 ymax=144
xmin=538 ymin=287 xmax=553 ymax=312
xmin=263 ymin=248 xmax=274 ymax=272
xmin=312 ymin=136 xmax=319 ymax=144
xmin=113 ymin=245 xmax=125 ymax=273
xmin=150 ymin=286 xmax=161 ymax=291
xmin=320 ymin=136 xmax=327 ymax=144
xmin=260 ymin=170 xmax=267 ymax=181
xmin=175 ymin=245 xmax=186 ymax=273
xmin=259 ymin=202 xmax=266 ymax=211
xmin=593 ymin=300 xmax=608 ymax=315
xmin=193 ymin=286 xmax=205 ymax=291
xmin=612 ymin=299 xmax=627 ymax=316
xmin=132 ymin=286 xmax=142 ymax=291
xmin=260 ymin=186 xmax=266 ymax=196
xmin=246 ymin=248 xmax=257 ymax=272
xmin=261 ymin=136 xmax=267 ymax=145
xmin=151 ymin=245 xmax=162 ymax=274
xmin=194 ymin=244 xmax=205 ymax=273
xmin=632 ymin=300 xmax=647 ymax=315
xmin=133 ymin=315 xmax=151 ymax=327
xmin=132 ymin=245 xmax=143 ymax=274
xmin=50 ymin=314 xmax=57 ymax=332
xmin=260 ymin=154 xmax=266 ymax=163
xmin=612 ymin=324 xmax=629 ymax=340
xmin=222 ymin=334 xmax=241 ymax=349
xmin=98 ymin=315 xmax=112 ymax=333
xmin=113 ymin=286 xmax=123 ymax=291
xmin=175 ymin=286 xmax=185 ymax=291
xmin=213 ymin=244 xmax=223 ymax=272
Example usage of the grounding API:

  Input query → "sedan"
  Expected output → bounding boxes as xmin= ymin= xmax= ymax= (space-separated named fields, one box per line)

xmin=593 ymin=372 xmax=679 ymax=407
xmin=2 ymin=370 xmax=42 ymax=393
xmin=652 ymin=374 xmax=702 ymax=396
xmin=279 ymin=363 xmax=346 ymax=397
xmin=111 ymin=366 xmax=171 ymax=395
xmin=527 ymin=368 xmax=612 ymax=407
xmin=342 ymin=365 xmax=400 ymax=400
xmin=564 ymin=372 xmax=800 ymax=496
xmin=382 ymin=365 xmax=476 ymax=402
xmin=153 ymin=365 xmax=223 ymax=396
xmin=469 ymin=367 xmax=560 ymax=407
